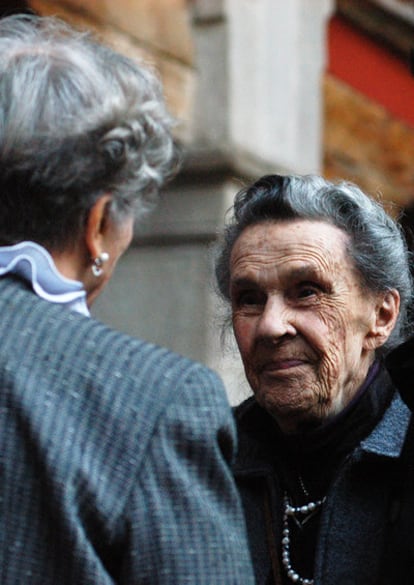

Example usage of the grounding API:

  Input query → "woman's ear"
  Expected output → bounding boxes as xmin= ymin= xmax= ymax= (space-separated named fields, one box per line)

xmin=364 ymin=289 xmax=400 ymax=351
xmin=84 ymin=194 xmax=113 ymax=260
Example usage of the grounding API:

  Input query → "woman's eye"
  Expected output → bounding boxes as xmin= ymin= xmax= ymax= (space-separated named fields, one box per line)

xmin=235 ymin=290 xmax=264 ymax=307
xmin=298 ymin=288 xmax=316 ymax=298
xmin=297 ymin=283 xmax=321 ymax=299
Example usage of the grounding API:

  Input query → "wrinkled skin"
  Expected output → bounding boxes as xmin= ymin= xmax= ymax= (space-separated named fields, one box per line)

xmin=230 ymin=219 xmax=399 ymax=434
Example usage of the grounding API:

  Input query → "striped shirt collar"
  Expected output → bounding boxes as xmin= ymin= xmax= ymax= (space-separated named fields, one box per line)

xmin=0 ymin=241 xmax=89 ymax=316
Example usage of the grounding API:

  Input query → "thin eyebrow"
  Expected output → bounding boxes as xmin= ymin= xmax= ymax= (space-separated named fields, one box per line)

xmin=231 ymin=265 xmax=322 ymax=286
xmin=230 ymin=277 xmax=260 ymax=291
xmin=288 ymin=265 xmax=333 ymax=296
xmin=287 ymin=266 xmax=322 ymax=281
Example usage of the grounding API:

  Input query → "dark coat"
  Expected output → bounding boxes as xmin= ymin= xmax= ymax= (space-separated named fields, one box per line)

xmin=0 ymin=276 xmax=255 ymax=584
xmin=234 ymin=362 xmax=414 ymax=585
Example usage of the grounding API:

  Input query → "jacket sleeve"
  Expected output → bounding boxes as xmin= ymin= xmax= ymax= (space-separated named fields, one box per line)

xmin=118 ymin=363 xmax=255 ymax=584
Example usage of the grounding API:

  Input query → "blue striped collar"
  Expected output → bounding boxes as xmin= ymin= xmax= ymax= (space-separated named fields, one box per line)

xmin=0 ymin=241 xmax=89 ymax=316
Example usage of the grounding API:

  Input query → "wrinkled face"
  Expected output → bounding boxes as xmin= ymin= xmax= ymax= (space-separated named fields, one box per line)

xmin=230 ymin=219 xmax=393 ymax=433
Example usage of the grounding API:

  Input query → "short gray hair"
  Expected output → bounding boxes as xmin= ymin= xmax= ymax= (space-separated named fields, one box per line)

xmin=215 ymin=174 xmax=413 ymax=353
xmin=0 ymin=14 xmax=177 ymax=249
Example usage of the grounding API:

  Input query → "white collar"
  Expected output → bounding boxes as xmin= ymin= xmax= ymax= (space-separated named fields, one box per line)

xmin=0 ymin=241 xmax=89 ymax=316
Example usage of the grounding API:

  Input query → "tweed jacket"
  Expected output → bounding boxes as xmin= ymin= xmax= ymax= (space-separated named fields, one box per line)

xmin=0 ymin=276 xmax=255 ymax=584
xmin=234 ymin=365 xmax=414 ymax=585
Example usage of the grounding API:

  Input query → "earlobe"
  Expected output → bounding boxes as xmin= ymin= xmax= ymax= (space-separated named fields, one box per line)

xmin=365 ymin=290 xmax=400 ymax=350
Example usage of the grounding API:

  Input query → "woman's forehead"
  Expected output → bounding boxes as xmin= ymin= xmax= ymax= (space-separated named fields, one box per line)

xmin=231 ymin=219 xmax=349 ymax=262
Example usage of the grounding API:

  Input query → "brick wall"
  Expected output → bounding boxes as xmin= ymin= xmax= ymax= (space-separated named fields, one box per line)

xmin=325 ymin=12 xmax=414 ymax=211
xmin=324 ymin=74 xmax=414 ymax=211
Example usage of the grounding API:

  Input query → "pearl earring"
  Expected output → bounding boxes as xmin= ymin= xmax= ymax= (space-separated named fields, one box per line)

xmin=91 ymin=252 xmax=110 ymax=277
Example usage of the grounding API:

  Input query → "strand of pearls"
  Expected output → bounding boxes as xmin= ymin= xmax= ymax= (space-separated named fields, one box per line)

xmin=281 ymin=493 xmax=326 ymax=585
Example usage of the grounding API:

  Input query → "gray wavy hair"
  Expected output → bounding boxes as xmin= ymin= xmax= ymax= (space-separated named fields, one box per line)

xmin=215 ymin=174 xmax=413 ymax=353
xmin=0 ymin=14 xmax=177 ymax=249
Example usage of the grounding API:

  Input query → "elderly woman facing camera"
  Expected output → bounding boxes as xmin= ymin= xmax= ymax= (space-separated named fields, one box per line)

xmin=0 ymin=15 xmax=255 ymax=584
xmin=215 ymin=174 xmax=414 ymax=585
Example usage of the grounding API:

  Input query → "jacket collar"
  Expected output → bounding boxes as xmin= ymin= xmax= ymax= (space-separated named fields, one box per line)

xmin=360 ymin=392 xmax=411 ymax=458
xmin=386 ymin=336 xmax=414 ymax=410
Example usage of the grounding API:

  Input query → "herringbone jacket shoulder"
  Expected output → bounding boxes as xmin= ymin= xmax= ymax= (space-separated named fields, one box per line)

xmin=0 ymin=276 xmax=254 ymax=584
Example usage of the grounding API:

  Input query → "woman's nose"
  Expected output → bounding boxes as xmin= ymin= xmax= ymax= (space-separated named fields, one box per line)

xmin=256 ymin=296 xmax=296 ymax=340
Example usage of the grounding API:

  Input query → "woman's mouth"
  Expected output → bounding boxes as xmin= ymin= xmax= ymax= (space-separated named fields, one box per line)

xmin=261 ymin=358 xmax=306 ymax=373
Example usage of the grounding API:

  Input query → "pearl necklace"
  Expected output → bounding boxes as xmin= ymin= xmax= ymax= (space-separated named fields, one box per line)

xmin=281 ymin=492 xmax=326 ymax=585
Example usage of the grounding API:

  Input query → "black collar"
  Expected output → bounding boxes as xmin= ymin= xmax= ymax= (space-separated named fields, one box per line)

xmin=386 ymin=337 xmax=414 ymax=410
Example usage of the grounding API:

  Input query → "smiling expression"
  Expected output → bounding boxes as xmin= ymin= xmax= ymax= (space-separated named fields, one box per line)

xmin=230 ymin=219 xmax=393 ymax=433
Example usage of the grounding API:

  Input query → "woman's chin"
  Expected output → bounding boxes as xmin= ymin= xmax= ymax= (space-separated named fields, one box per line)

xmin=254 ymin=388 xmax=322 ymax=433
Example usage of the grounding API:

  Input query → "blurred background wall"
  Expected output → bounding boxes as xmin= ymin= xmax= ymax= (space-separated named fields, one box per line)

xmin=3 ymin=0 xmax=414 ymax=403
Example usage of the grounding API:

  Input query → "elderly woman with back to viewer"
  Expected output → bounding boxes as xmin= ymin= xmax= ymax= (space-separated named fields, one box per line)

xmin=215 ymin=173 xmax=414 ymax=585
xmin=0 ymin=14 xmax=255 ymax=584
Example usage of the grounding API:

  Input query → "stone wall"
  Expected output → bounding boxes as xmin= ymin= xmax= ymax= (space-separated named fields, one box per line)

xmin=325 ymin=6 xmax=414 ymax=214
